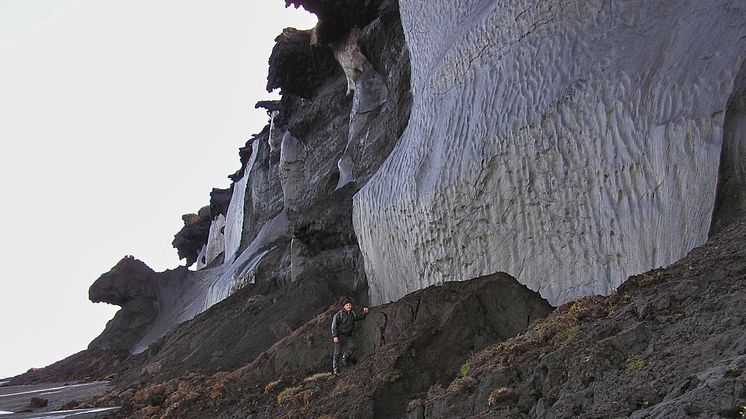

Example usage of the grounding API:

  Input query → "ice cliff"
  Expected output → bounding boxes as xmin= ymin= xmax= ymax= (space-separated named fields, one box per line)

xmin=354 ymin=0 xmax=746 ymax=305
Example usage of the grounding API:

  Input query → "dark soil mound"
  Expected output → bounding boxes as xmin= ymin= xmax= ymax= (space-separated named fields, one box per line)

xmin=116 ymin=277 xmax=340 ymax=387
xmin=5 ymin=348 xmax=127 ymax=386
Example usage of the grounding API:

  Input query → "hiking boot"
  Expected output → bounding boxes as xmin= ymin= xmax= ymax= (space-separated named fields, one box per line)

xmin=340 ymin=355 xmax=348 ymax=367
xmin=333 ymin=368 xmax=340 ymax=376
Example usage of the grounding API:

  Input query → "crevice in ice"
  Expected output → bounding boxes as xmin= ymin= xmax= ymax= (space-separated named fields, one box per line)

xmin=710 ymin=59 xmax=746 ymax=236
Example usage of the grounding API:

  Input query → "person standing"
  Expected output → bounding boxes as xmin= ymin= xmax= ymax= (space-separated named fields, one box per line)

xmin=331 ymin=302 xmax=368 ymax=375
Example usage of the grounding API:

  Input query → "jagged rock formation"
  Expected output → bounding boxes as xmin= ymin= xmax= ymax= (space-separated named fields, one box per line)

xmin=354 ymin=0 xmax=746 ymax=307
xmin=88 ymin=256 xmax=217 ymax=355
xmin=171 ymin=209 xmax=211 ymax=267
xmin=266 ymin=27 xmax=338 ymax=99
xmin=209 ymin=187 xmax=232 ymax=220
xmin=88 ymin=256 xmax=165 ymax=351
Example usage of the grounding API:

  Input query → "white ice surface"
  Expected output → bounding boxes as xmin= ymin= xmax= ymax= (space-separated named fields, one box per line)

xmin=224 ymin=139 xmax=260 ymax=263
xmin=204 ymin=214 xmax=226 ymax=267
xmin=354 ymin=0 xmax=746 ymax=306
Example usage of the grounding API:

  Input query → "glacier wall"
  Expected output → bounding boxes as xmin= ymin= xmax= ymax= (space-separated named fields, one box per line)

xmin=354 ymin=0 xmax=746 ymax=305
xmin=224 ymin=142 xmax=259 ymax=263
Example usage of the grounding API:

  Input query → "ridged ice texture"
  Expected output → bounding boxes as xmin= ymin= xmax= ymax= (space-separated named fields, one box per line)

xmin=354 ymin=0 xmax=746 ymax=305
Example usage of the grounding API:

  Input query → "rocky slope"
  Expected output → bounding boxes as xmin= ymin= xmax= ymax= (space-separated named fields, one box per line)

xmin=80 ymin=272 xmax=553 ymax=418
xmin=408 ymin=218 xmax=746 ymax=419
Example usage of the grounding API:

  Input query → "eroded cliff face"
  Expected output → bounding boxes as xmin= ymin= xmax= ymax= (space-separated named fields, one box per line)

xmin=189 ymin=0 xmax=411 ymax=311
xmin=83 ymin=0 xmax=412 ymax=358
xmin=354 ymin=0 xmax=746 ymax=306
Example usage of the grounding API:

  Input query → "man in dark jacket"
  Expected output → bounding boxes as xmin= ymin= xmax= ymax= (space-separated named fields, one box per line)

xmin=331 ymin=302 xmax=368 ymax=375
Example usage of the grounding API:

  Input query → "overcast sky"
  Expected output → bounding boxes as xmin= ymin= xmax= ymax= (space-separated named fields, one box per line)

xmin=0 ymin=0 xmax=316 ymax=379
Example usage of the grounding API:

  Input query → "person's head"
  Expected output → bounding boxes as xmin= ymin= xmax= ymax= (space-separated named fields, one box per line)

xmin=343 ymin=302 xmax=352 ymax=312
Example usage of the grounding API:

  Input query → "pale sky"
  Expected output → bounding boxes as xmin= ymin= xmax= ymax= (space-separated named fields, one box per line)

xmin=0 ymin=0 xmax=316 ymax=379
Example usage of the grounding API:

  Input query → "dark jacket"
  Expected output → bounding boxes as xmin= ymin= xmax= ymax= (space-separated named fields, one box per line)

xmin=331 ymin=309 xmax=366 ymax=337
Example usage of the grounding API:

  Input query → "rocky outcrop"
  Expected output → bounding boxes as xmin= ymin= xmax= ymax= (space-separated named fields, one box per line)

xmin=209 ymin=187 xmax=232 ymax=221
xmin=88 ymin=256 xmax=162 ymax=350
xmin=266 ymin=27 xmax=338 ymax=99
xmin=171 ymin=209 xmax=211 ymax=267
xmin=87 ymin=256 xmax=226 ymax=356
xmin=354 ymin=0 xmax=746 ymax=307
xmin=285 ymin=0 xmax=385 ymax=36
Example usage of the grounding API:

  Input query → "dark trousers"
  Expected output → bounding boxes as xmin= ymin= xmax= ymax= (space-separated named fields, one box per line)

xmin=333 ymin=334 xmax=354 ymax=371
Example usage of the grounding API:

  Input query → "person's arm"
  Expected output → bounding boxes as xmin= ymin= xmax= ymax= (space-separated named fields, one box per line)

xmin=331 ymin=311 xmax=339 ymax=338
xmin=355 ymin=307 xmax=369 ymax=321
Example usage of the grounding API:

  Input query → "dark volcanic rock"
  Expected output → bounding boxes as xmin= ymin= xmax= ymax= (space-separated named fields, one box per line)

xmin=293 ymin=273 xmax=553 ymax=419
xmin=89 ymin=256 xmax=158 ymax=308
xmin=88 ymin=256 xmax=160 ymax=351
xmin=88 ymin=256 xmax=193 ymax=353
xmin=171 ymin=211 xmax=211 ymax=266
xmin=266 ymin=27 xmax=339 ymax=99
xmin=209 ymin=187 xmax=232 ymax=220
xmin=29 ymin=397 xmax=48 ymax=408
xmin=228 ymin=134 xmax=258 ymax=182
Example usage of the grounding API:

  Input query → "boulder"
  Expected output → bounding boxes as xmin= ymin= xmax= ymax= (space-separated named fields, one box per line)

xmin=29 ymin=397 xmax=48 ymax=408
